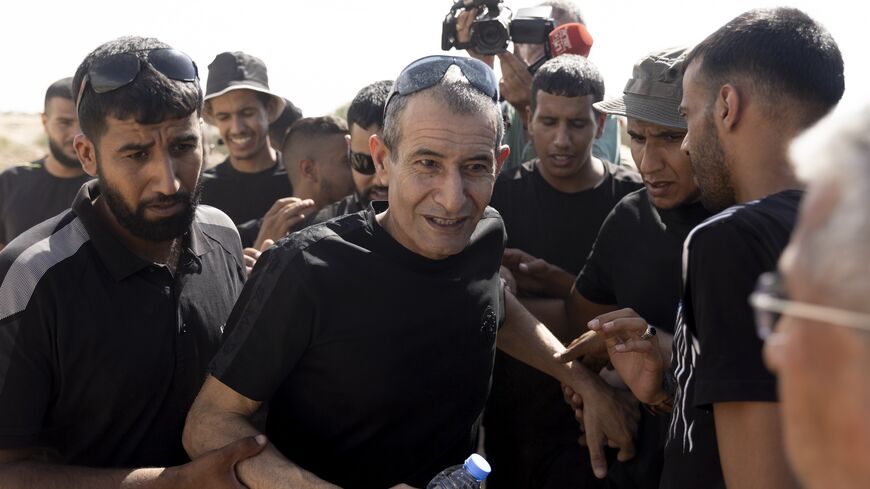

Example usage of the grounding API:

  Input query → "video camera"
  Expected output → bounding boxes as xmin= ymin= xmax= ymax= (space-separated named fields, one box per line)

xmin=441 ymin=0 xmax=555 ymax=56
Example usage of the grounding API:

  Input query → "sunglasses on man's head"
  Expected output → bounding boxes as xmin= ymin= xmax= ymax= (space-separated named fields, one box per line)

xmin=347 ymin=146 xmax=376 ymax=175
xmin=383 ymin=55 xmax=499 ymax=117
xmin=76 ymin=48 xmax=198 ymax=115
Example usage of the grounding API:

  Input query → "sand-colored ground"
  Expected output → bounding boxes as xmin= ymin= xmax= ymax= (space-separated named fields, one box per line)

xmin=0 ymin=113 xmax=46 ymax=170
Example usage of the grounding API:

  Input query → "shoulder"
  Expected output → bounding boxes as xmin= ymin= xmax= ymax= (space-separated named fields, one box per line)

xmin=0 ymin=211 xmax=89 ymax=321
xmin=605 ymin=162 xmax=643 ymax=186
xmin=195 ymin=205 xmax=240 ymax=243
xmin=0 ymin=161 xmax=44 ymax=180
xmin=202 ymin=160 xmax=231 ymax=178
xmin=493 ymin=160 xmax=537 ymax=201
xmin=281 ymin=211 xmax=368 ymax=256
xmin=689 ymin=191 xmax=802 ymax=250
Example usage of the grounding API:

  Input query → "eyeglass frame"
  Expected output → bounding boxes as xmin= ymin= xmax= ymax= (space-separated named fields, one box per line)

xmin=750 ymin=271 xmax=870 ymax=340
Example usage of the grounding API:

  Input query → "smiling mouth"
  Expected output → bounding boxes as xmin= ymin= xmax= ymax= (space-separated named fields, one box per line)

xmin=425 ymin=216 xmax=468 ymax=229
xmin=228 ymin=135 xmax=253 ymax=146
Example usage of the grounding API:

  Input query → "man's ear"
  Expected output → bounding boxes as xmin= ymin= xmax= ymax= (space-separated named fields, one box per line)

xmin=299 ymin=159 xmax=318 ymax=183
xmin=719 ymin=84 xmax=742 ymax=132
xmin=370 ymin=133 xmax=391 ymax=183
xmin=594 ymin=112 xmax=607 ymax=139
xmin=525 ymin=104 xmax=534 ymax=133
xmin=495 ymin=145 xmax=510 ymax=177
xmin=40 ymin=112 xmax=48 ymax=130
xmin=74 ymin=133 xmax=98 ymax=177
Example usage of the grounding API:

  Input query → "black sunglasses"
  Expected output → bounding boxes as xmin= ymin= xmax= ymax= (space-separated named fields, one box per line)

xmin=383 ymin=55 xmax=499 ymax=117
xmin=347 ymin=146 xmax=376 ymax=175
xmin=75 ymin=48 xmax=199 ymax=114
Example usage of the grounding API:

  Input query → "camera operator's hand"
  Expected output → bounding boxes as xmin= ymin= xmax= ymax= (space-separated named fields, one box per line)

xmin=457 ymin=7 xmax=496 ymax=68
xmin=498 ymin=50 xmax=534 ymax=113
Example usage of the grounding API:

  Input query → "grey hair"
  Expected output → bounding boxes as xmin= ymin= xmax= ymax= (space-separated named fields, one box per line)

xmin=789 ymin=104 xmax=870 ymax=310
xmin=383 ymin=65 xmax=504 ymax=159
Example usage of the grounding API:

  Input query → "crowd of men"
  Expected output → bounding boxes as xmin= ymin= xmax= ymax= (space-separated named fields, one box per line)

xmin=0 ymin=2 xmax=866 ymax=488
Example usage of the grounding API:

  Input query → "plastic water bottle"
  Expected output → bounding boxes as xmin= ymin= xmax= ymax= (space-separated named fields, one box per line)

xmin=427 ymin=453 xmax=491 ymax=489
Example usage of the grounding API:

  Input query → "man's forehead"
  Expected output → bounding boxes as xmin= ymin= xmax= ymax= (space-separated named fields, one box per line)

xmin=103 ymin=114 xmax=199 ymax=138
xmin=46 ymin=97 xmax=76 ymax=115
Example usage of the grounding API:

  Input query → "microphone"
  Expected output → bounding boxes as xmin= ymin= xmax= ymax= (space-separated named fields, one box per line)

xmin=549 ymin=22 xmax=593 ymax=58
xmin=527 ymin=23 xmax=594 ymax=73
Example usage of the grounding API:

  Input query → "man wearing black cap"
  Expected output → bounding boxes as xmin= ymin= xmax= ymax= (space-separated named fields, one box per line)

xmin=0 ymin=36 xmax=264 ymax=488
xmin=0 ymin=77 xmax=92 ymax=248
xmin=200 ymin=51 xmax=311 ymax=247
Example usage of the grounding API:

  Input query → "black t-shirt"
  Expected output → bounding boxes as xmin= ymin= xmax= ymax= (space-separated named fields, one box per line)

xmin=576 ymin=188 xmax=711 ymax=332
xmin=660 ymin=190 xmax=802 ymax=489
xmin=486 ymin=159 xmax=642 ymax=442
xmin=200 ymin=157 xmax=293 ymax=247
xmin=210 ymin=202 xmax=507 ymax=489
xmin=0 ymin=180 xmax=245 ymax=468
xmin=0 ymin=158 xmax=93 ymax=244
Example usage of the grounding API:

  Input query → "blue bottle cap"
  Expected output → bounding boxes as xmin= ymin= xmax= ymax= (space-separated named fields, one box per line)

xmin=463 ymin=454 xmax=491 ymax=481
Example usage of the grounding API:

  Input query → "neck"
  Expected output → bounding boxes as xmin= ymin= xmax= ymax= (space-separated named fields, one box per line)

xmin=732 ymin=130 xmax=804 ymax=204
xmin=229 ymin=146 xmax=277 ymax=173
xmin=94 ymin=197 xmax=181 ymax=266
xmin=44 ymin=154 xmax=86 ymax=178
xmin=537 ymin=155 xmax=605 ymax=193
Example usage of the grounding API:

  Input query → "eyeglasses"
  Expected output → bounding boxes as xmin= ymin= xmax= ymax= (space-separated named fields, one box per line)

xmin=384 ymin=55 xmax=499 ymax=117
xmin=75 ymin=48 xmax=199 ymax=115
xmin=750 ymin=271 xmax=870 ymax=340
xmin=347 ymin=146 xmax=376 ymax=175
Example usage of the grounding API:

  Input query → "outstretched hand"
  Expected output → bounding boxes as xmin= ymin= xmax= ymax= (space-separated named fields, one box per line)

xmin=558 ymin=308 xmax=668 ymax=405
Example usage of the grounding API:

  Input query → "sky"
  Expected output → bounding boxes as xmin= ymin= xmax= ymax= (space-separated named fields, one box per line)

xmin=1 ymin=0 xmax=866 ymax=115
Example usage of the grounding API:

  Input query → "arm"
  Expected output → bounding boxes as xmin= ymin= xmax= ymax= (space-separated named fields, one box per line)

xmin=498 ymin=292 xmax=637 ymax=479
xmin=184 ymin=376 xmax=339 ymax=489
xmin=0 ymin=438 xmax=265 ymax=489
xmin=714 ymin=402 xmax=800 ymax=489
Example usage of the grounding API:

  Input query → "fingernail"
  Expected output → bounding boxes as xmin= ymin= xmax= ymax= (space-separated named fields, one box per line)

xmin=588 ymin=319 xmax=599 ymax=329
xmin=603 ymin=321 xmax=614 ymax=330
xmin=594 ymin=466 xmax=606 ymax=479
xmin=255 ymin=434 xmax=267 ymax=445
xmin=614 ymin=343 xmax=626 ymax=352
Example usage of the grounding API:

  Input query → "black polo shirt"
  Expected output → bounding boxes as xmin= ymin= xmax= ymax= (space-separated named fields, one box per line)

xmin=0 ymin=180 xmax=245 ymax=468
xmin=0 ymin=158 xmax=93 ymax=244
xmin=211 ymin=202 xmax=506 ymax=488
xmin=200 ymin=157 xmax=293 ymax=247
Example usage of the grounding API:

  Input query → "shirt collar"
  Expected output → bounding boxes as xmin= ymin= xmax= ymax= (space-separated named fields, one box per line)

xmin=73 ymin=180 xmax=209 ymax=281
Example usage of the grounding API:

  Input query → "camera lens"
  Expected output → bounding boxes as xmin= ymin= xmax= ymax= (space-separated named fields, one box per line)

xmin=472 ymin=18 xmax=510 ymax=55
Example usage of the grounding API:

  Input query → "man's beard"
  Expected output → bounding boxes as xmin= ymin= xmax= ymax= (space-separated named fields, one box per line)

xmin=690 ymin=118 xmax=736 ymax=213
xmin=356 ymin=185 xmax=388 ymax=208
xmin=48 ymin=138 xmax=82 ymax=169
xmin=98 ymin=165 xmax=202 ymax=242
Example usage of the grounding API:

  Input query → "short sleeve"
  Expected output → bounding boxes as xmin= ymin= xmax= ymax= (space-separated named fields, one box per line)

xmin=688 ymin=223 xmax=777 ymax=408
xmin=210 ymin=244 xmax=315 ymax=402
xmin=0 ymin=294 xmax=54 ymax=448
xmin=574 ymin=210 xmax=618 ymax=305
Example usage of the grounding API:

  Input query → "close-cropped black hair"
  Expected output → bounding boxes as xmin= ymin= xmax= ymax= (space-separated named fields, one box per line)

xmin=530 ymin=54 xmax=604 ymax=113
xmin=282 ymin=115 xmax=349 ymax=153
xmin=43 ymin=77 xmax=74 ymax=112
xmin=73 ymin=36 xmax=203 ymax=141
xmin=684 ymin=7 xmax=844 ymax=116
xmin=346 ymin=80 xmax=393 ymax=131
